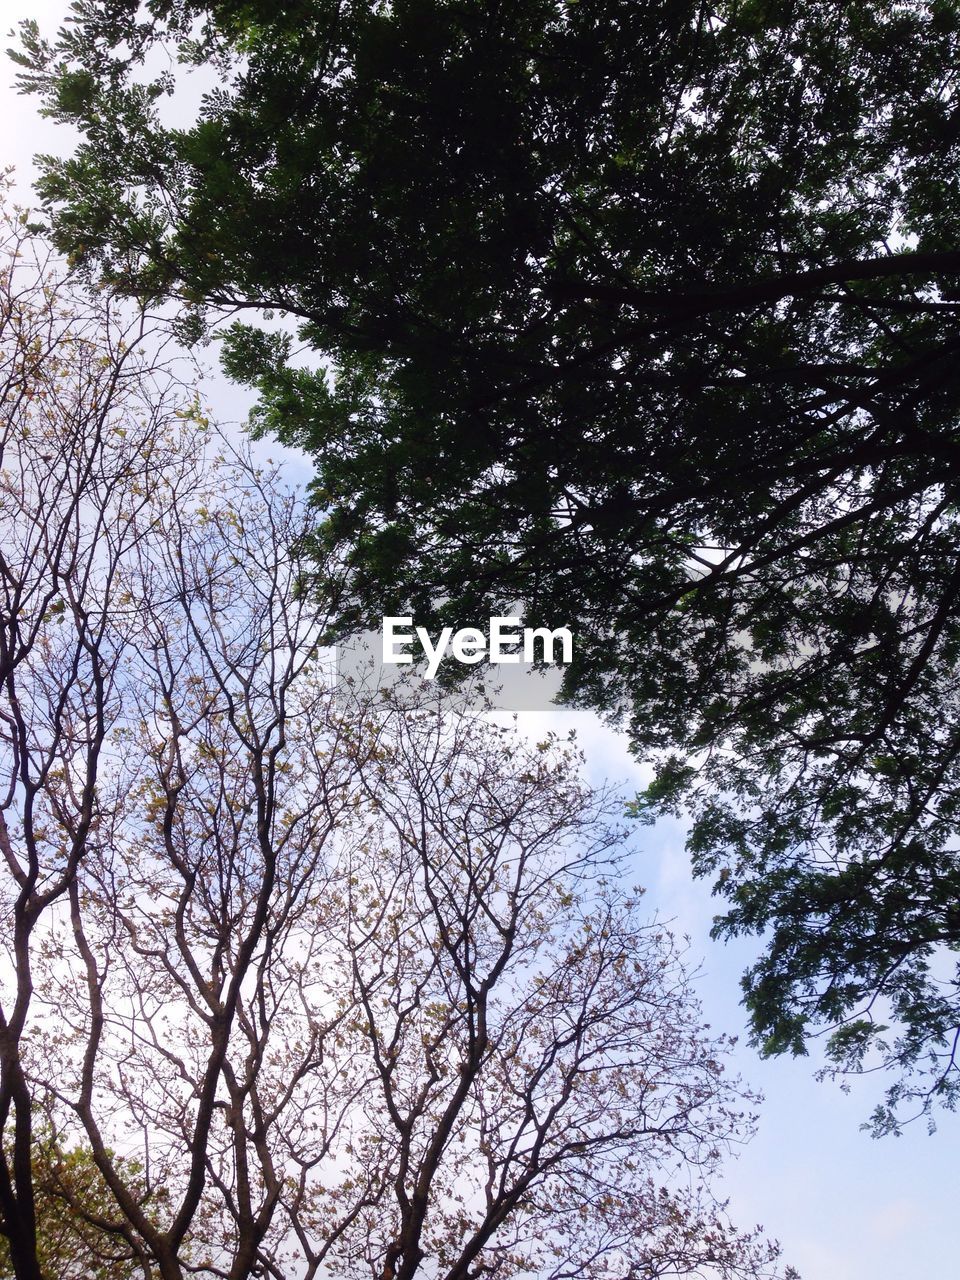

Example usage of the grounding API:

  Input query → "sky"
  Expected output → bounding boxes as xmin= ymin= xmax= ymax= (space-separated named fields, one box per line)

xmin=1 ymin=6 xmax=956 ymax=1277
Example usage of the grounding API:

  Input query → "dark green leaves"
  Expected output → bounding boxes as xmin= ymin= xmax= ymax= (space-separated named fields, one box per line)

xmin=18 ymin=0 xmax=960 ymax=1127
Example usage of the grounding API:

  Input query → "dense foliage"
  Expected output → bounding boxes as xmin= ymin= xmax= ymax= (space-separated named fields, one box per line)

xmin=14 ymin=0 xmax=960 ymax=1125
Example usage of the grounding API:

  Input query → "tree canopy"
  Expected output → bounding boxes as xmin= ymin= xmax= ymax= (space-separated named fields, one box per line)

xmin=13 ymin=0 xmax=960 ymax=1126
xmin=0 ymin=207 xmax=787 ymax=1280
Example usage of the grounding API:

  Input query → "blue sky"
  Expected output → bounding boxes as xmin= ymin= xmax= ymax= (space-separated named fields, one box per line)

xmin=2 ymin=6 xmax=956 ymax=1274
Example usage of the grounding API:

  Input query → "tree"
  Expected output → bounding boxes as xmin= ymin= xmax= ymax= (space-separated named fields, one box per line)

xmin=0 ymin=194 xmax=201 ymax=1278
xmin=14 ymin=0 xmax=960 ymax=1125
xmin=0 ymin=210 xmax=788 ymax=1279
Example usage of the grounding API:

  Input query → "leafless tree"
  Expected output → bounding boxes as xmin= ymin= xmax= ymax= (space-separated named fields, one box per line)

xmin=0 ymin=195 xmax=205 ymax=1280
xmin=262 ymin=700 xmax=790 ymax=1280
xmin=0 ymin=208 xmax=792 ymax=1280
